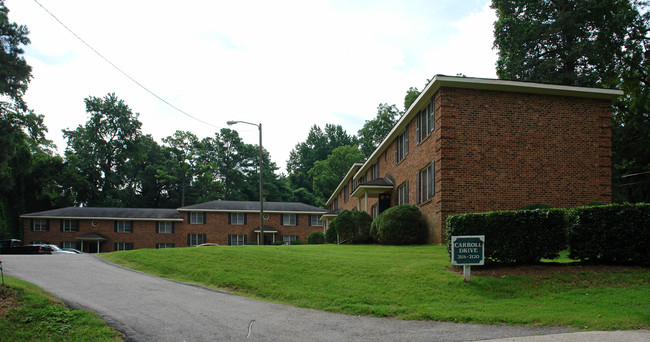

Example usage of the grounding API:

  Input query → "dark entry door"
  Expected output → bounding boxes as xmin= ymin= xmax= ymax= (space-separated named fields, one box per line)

xmin=263 ymin=234 xmax=274 ymax=245
xmin=378 ymin=194 xmax=391 ymax=214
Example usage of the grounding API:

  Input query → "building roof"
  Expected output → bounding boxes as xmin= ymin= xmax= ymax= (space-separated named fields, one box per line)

xmin=179 ymin=200 xmax=326 ymax=214
xmin=20 ymin=207 xmax=184 ymax=221
xmin=325 ymin=162 xmax=365 ymax=206
xmin=353 ymin=74 xmax=624 ymax=181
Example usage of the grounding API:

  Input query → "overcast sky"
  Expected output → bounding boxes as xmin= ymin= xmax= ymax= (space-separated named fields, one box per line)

xmin=8 ymin=0 xmax=498 ymax=173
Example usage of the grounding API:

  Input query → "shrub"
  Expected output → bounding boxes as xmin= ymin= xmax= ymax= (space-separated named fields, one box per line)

xmin=373 ymin=205 xmax=427 ymax=245
xmin=325 ymin=224 xmax=338 ymax=244
xmin=290 ymin=240 xmax=304 ymax=245
xmin=446 ymin=209 xmax=567 ymax=264
xmin=330 ymin=210 xmax=373 ymax=244
xmin=567 ymin=203 xmax=650 ymax=265
xmin=307 ymin=232 xmax=325 ymax=244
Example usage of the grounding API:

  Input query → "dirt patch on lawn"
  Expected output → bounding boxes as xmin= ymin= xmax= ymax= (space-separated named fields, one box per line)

xmin=447 ymin=263 xmax=648 ymax=278
xmin=0 ymin=289 xmax=18 ymax=317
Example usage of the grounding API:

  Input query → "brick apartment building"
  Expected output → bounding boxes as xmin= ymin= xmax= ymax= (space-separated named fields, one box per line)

xmin=21 ymin=201 xmax=326 ymax=252
xmin=324 ymin=75 xmax=622 ymax=244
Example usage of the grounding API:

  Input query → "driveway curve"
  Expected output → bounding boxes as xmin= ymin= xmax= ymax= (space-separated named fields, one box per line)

xmin=3 ymin=254 xmax=576 ymax=341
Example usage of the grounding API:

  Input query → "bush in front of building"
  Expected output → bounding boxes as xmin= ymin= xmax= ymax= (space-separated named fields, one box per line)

xmin=307 ymin=231 xmax=325 ymax=244
xmin=567 ymin=203 xmax=650 ymax=265
xmin=331 ymin=210 xmax=373 ymax=244
xmin=446 ymin=209 xmax=566 ymax=264
xmin=325 ymin=224 xmax=338 ymax=244
xmin=371 ymin=205 xmax=427 ymax=245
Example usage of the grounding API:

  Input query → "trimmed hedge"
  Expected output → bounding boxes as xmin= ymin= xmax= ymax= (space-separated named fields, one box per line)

xmin=371 ymin=205 xmax=427 ymax=245
xmin=331 ymin=210 xmax=373 ymax=244
xmin=307 ymin=231 xmax=325 ymax=244
xmin=567 ymin=203 xmax=650 ymax=265
xmin=325 ymin=225 xmax=338 ymax=244
xmin=446 ymin=209 xmax=566 ymax=264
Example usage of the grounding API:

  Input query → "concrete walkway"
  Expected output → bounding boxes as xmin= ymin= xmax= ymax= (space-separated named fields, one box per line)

xmin=2 ymin=254 xmax=646 ymax=341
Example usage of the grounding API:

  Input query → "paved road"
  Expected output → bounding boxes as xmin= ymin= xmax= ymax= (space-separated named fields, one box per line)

xmin=0 ymin=254 xmax=643 ymax=341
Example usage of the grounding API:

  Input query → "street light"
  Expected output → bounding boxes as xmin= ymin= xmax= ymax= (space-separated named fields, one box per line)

xmin=226 ymin=120 xmax=265 ymax=245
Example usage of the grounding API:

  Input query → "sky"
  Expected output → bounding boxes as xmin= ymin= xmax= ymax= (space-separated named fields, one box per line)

xmin=7 ymin=0 xmax=498 ymax=173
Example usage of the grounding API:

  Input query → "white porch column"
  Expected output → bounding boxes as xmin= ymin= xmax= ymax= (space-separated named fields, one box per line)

xmin=364 ymin=193 xmax=368 ymax=212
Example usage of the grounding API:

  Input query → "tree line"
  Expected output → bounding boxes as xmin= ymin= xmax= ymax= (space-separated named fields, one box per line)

xmin=2 ymin=0 xmax=649 ymax=239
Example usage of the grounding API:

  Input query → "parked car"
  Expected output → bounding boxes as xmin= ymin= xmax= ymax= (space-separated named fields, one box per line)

xmin=30 ymin=244 xmax=77 ymax=254
xmin=63 ymin=248 xmax=82 ymax=254
xmin=1 ymin=240 xmax=51 ymax=254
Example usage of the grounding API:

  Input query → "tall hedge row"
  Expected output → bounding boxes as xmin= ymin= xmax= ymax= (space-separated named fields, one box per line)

xmin=446 ymin=203 xmax=650 ymax=266
xmin=446 ymin=209 xmax=566 ymax=264
xmin=567 ymin=203 xmax=650 ymax=265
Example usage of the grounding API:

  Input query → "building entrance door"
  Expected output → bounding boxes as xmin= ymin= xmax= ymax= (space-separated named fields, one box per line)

xmin=378 ymin=194 xmax=391 ymax=214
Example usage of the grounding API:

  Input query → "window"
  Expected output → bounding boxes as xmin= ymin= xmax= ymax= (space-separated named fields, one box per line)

xmin=370 ymin=162 xmax=379 ymax=180
xmin=416 ymin=98 xmax=435 ymax=144
xmin=397 ymin=181 xmax=409 ymax=205
xmin=395 ymin=127 xmax=409 ymax=163
xmin=156 ymin=221 xmax=174 ymax=234
xmin=228 ymin=234 xmax=247 ymax=246
xmin=62 ymin=220 xmax=79 ymax=232
xmin=115 ymin=220 xmax=133 ymax=233
xmin=282 ymin=235 xmax=298 ymax=244
xmin=344 ymin=184 xmax=349 ymax=202
xmin=417 ymin=161 xmax=435 ymax=203
xmin=189 ymin=212 xmax=205 ymax=224
xmin=156 ymin=243 xmax=175 ymax=249
xmin=333 ymin=198 xmax=338 ymax=210
xmin=371 ymin=204 xmax=379 ymax=219
xmin=281 ymin=214 xmax=297 ymax=226
xmin=229 ymin=213 xmax=246 ymax=225
xmin=32 ymin=219 xmax=49 ymax=232
xmin=188 ymin=234 xmax=206 ymax=246
xmin=62 ymin=241 xmax=79 ymax=250
xmin=309 ymin=215 xmax=323 ymax=226
xmin=114 ymin=242 xmax=133 ymax=251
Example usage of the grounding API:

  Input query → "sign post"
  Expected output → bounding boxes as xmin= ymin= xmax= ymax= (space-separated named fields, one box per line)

xmin=451 ymin=235 xmax=485 ymax=282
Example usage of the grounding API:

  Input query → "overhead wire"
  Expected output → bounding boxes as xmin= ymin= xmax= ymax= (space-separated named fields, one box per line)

xmin=31 ymin=0 xmax=220 ymax=130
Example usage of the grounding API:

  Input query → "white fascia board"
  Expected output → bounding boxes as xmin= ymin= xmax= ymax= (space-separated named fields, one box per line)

xmin=325 ymin=162 xmax=364 ymax=206
xmin=19 ymin=215 xmax=184 ymax=222
xmin=179 ymin=209 xmax=326 ymax=215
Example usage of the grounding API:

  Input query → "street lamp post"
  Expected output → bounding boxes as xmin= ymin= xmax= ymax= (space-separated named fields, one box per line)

xmin=226 ymin=120 xmax=264 ymax=245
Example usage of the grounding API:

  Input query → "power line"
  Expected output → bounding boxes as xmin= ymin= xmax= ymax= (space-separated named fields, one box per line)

xmin=32 ymin=0 xmax=220 ymax=130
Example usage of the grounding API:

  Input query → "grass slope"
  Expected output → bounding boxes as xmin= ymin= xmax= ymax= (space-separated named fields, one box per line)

xmin=0 ymin=276 xmax=122 ymax=341
xmin=102 ymin=245 xmax=649 ymax=330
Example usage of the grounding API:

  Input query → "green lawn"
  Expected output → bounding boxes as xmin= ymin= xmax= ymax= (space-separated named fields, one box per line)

xmin=102 ymin=245 xmax=649 ymax=330
xmin=0 ymin=276 xmax=122 ymax=341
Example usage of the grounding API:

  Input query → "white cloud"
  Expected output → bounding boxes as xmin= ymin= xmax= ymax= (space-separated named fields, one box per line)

xmin=7 ymin=0 xmax=498 ymax=172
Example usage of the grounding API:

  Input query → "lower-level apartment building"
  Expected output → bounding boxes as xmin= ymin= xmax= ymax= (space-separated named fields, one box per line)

xmin=324 ymin=75 xmax=622 ymax=244
xmin=21 ymin=200 xmax=326 ymax=252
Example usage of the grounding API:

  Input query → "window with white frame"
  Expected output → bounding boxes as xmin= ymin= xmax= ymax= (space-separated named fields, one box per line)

xmin=281 ymin=214 xmax=297 ymax=226
xmin=397 ymin=181 xmax=409 ymax=205
xmin=309 ymin=215 xmax=323 ymax=226
xmin=156 ymin=221 xmax=174 ymax=234
xmin=370 ymin=162 xmax=379 ymax=180
xmin=62 ymin=220 xmax=79 ymax=232
xmin=395 ymin=127 xmax=409 ymax=163
xmin=229 ymin=213 xmax=246 ymax=225
xmin=114 ymin=242 xmax=133 ymax=251
xmin=156 ymin=243 xmax=175 ymax=249
xmin=189 ymin=212 xmax=205 ymax=224
xmin=32 ymin=219 xmax=49 ymax=231
xmin=417 ymin=161 xmax=435 ymax=203
xmin=282 ymin=235 xmax=298 ymax=244
xmin=187 ymin=234 xmax=206 ymax=246
xmin=416 ymin=98 xmax=435 ymax=144
xmin=62 ymin=241 xmax=79 ymax=250
xmin=371 ymin=204 xmax=379 ymax=218
xmin=115 ymin=220 xmax=133 ymax=233
xmin=344 ymin=184 xmax=349 ymax=201
xmin=228 ymin=234 xmax=247 ymax=246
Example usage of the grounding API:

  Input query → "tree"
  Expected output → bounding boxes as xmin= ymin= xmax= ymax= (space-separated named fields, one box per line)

xmin=357 ymin=103 xmax=400 ymax=157
xmin=287 ymin=124 xmax=357 ymax=205
xmin=63 ymin=93 xmax=143 ymax=206
xmin=492 ymin=0 xmax=650 ymax=202
xmin=161 ymin=131 xmax=203 ymax=206
xmin=0 ymin=0 xmax=31 ymax=109
xmin=310 ymin=145 xmax=364 ymax=202
xmin=404 ymin=87 xmax=421 ymax=111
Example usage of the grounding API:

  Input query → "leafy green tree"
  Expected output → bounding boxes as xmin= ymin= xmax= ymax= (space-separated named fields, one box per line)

xmin=492 ymin=0 xmax=650 ymax=202
xmin=161 ymin=131 xmax=203 ymax=206
xmin=404 ymin=87 xmax=420 ymax=111
xmin=357 ymin=103 xmax=400 ymax=157
xmin=310 ymin=145 xmax=364 ymax=203
xmin=287 ymin=124 xmax=357 ymax=205
xmin=0 ymin=0 xmax=31 ymax=110
xmin=63 ymin=93 xmax=143 ymax=206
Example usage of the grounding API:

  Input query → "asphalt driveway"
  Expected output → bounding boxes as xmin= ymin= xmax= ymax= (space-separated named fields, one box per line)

xmin=0 ymin=254 xmax=588 ymax=341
